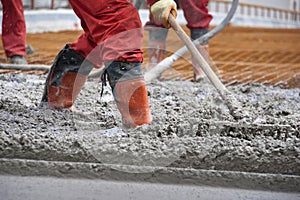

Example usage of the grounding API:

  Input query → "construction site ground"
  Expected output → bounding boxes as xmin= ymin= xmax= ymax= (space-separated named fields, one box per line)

xmin=0 ymin=26 xmax=300 ymax=199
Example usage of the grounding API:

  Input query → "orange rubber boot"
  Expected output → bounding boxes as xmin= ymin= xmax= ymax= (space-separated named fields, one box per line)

xmin=41 ymin=44 xmax=93 ymax=109
xmin=114 ymin=78 xmax=151 ymax=128
xmin=104 ymin=61 xmax=151 ymax=128
xmin=47 ymin=72 xmax=87 ymax=109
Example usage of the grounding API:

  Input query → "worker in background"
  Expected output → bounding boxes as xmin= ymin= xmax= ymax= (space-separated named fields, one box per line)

xmin=1 ymin=0 xmax=28 ymax=64
xmin=146 ymin=0 xmax=212 ymax=82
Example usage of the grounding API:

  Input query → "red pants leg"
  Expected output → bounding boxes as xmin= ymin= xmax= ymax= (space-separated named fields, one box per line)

xmin=180 ymin=0 xmax=212 ymax=29
xmin=68 ymin=0 xmax=143 ymax=64
xmin=1 ymin=0 xmax=26 ymax=58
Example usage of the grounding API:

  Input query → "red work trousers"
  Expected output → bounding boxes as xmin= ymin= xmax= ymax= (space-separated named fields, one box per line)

xmin=147 ymin=0 xmax=212 ymax=29
xmin=1 ymin=0 xmax=26 ymax=57
xmin=68 ymin=0 xmax=144 ymax=65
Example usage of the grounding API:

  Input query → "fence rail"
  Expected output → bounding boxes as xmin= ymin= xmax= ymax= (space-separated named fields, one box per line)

xmin=209 ymin=0 xmax=300 ymax=23
xmin=30 ymin=0 xmax=55 ymax=9
xmin=23 ymin=0 xmax=69 ymax=9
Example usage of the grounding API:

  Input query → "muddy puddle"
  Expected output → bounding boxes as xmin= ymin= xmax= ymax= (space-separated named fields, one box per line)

xmin=0 ymin=73 xmax=299 ymax=176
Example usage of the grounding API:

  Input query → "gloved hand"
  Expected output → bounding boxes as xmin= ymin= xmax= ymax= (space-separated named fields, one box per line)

xmin=150 ymin=0 xmax=177 ymax=28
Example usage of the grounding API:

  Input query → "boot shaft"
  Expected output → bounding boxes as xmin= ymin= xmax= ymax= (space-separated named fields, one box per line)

xmin=104 ymin=61 xmax=151 ymax=128
xmin=41 ymin=44 xmax=94 ymax=109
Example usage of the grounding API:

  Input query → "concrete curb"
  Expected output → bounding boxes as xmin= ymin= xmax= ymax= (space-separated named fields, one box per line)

xmin=0 ymin=158 xmax=299 ymax=193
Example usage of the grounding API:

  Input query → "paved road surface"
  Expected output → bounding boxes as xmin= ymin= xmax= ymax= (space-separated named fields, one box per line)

xmin=1 ymin=175 xmax=299 ymax=200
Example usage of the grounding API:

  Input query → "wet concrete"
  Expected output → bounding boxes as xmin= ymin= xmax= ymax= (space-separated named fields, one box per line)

xmin=0 ymin=73 xmax=300 ymax=191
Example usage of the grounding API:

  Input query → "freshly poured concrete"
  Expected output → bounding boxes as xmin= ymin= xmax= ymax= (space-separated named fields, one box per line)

xmin=0 ymin=73 xmax=299 ymax=197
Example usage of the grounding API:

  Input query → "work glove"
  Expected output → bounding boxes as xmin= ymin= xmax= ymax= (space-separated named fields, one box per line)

xmin=150 ymin=0 xmax=177 ymax=28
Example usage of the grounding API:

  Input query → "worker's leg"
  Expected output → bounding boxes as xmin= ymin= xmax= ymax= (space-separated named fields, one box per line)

xmin=145 ymin=27 xmax=168 ymax=71
xmin=40 ymin=1 xmax=100 ymax=110
xmin=181 ymin=0 xmax=212 ymax=81
xmin=144 ymin=0 xmax=174 ymax=72
xmin=42 ymin=0 xmax=151 ymax=127
xmin=1 ymin=0 xmax=27 ymax=64
xmin=190 ymin=28 xmax=210 ymax=81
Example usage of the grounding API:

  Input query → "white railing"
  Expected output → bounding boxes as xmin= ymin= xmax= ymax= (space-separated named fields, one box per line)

xmin=22 ymin=0 xmax=69 ymax=9
xmin=209 ymin=0 xmax=300 ymax=23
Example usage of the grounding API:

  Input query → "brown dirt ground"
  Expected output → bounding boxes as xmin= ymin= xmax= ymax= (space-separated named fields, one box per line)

xmin=1 ymin=26 xmax=300 ymax=88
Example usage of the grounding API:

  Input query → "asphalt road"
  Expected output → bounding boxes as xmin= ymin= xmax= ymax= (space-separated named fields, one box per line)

xmin=1 ymin=175 xmax=299 ymax=200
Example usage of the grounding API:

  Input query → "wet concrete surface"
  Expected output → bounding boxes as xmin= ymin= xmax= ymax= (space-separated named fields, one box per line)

xmin=0 ymin=73 xmax=300 ymax=193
